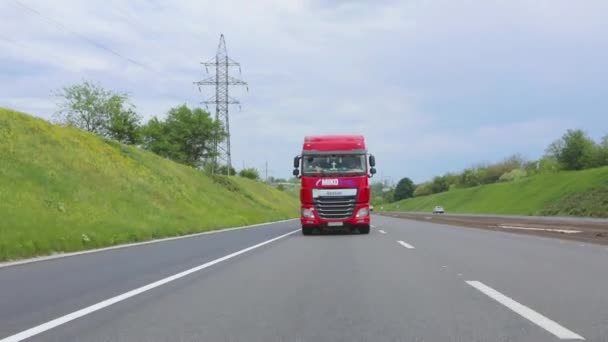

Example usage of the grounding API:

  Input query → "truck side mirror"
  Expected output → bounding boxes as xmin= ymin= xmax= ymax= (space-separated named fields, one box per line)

xmin=293 ymin=156 xmax=300 ymax=168
xmin=293 ymin=169 xmax=300 ymax=177
xmin=369 ymin=155 xmax=376 ymax=167
xmin=369 ymin=167 xmax=376 ymax=176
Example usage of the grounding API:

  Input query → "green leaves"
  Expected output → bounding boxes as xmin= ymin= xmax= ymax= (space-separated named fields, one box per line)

xmin=238 ymin=168 xmax=260 ymax=180
xmin=55 ymin=81 xmax=141 ymax=144
xmin=546 ymin=129 xmax=605 ymax=170
xmin=141 ymin=105 xmax=225 ymax=169
xmin=394 ymin=177 xmax=415 ymax=201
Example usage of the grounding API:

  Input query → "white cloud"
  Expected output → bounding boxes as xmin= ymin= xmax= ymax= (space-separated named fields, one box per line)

xmin=1 ymin=0 xmax=606 ymax=181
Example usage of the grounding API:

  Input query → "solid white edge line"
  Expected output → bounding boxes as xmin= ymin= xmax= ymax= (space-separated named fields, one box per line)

xmin=0 ymin=219 xmax=298 ymax=269
xmin=466 ymin=281 xmax=584 ymax=340
xmin=0 ymin=229 xmax=299 ymax=342
xmin=378 ymin=230 xmax=387 ymax=234
xmin=397 ymin=240 xmax=415 ymax=249
xmin=498 ymin=225 xmax=581 ymax=234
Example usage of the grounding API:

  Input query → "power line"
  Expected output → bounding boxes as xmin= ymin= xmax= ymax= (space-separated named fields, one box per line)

xmin=12 ymin=0 xmax=155 ymax=72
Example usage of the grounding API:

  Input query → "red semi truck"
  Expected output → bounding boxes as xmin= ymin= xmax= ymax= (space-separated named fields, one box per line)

xmin=292 ymin=135 xmax=376 ymax=235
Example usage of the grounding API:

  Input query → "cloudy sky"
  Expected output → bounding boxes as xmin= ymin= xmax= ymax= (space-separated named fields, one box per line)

xmin=1 ymin=0 xmax=607 ymax=183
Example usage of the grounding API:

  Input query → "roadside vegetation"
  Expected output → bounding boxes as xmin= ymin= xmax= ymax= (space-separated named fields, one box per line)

xmin=381 ymin=167 xmax=608 ymax=217
xmin=0 ymin=108 xmax=298 ymax=261
xmin=374 ymin=129 xmax=608 ymax=217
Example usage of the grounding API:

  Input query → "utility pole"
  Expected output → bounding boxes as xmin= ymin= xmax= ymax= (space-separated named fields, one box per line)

xmin=194 ymin=34 xmax=248 ymax=175
xmin=264 ymin=161 xmax=268 ymax=183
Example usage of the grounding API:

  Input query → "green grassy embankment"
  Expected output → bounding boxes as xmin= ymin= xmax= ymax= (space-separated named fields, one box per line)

xmin=383 ymin=167 xmax=608 ymax=217
xmin=0 ymin=108 xmax=298 ymax=261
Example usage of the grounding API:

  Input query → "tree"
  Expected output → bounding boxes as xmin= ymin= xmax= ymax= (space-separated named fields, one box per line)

xmin=458 ymin=168 xmax=480 ymax=187
xmin=370 ymin=181 xmax=385 ymax=197
xmin=141 ymin=105 xmax=225 ymax=168
xmin=141 ymin=117 xmax=178 ymax=160
xmin=538 ymin=156 xmax=560 ymax=173
xmin=55 ymin=81 xmax=110 ymax=134
xmin=105 ymin=94 xmax=142 ymax=144
xmin=394 ymin=177 xmax=415 ymax=201
xmin=429 ymin=175 xmax=450 ymax=194
xmin=239 ymin=168 xmax=260 ymax=180
xmin=599 ymin=134 xmax=608 ymax=167
xmin=370 ymin=181 xmax=395 ymax=203
xmin=547 ymin=129 xmax=596 ymax=170
xmin=55 ymin=81 xmax=141 ymax=144
xmin=165 ymin=105 xmax=224 ymax=167
xmin=413 ymin=182 xmax=432 ymax=197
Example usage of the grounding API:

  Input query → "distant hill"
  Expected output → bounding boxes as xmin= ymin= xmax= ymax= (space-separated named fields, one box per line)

xmin=382 ymin=166 xmax=608 ymax=217
xmin=0 ymin=108 xmax=298 ymax=261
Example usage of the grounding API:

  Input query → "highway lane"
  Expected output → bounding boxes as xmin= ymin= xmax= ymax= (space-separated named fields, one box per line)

xmin=1 ymin=216 xmax=606 ymax=341
xmin=0 ymin=220 xmax=297 ymax=339
xmin=374 ymin=215 xmax=608 ymax=341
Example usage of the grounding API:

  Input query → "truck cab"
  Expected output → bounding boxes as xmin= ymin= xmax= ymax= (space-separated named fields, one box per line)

xmin=293 ymin=135 xmax=376 ymax=235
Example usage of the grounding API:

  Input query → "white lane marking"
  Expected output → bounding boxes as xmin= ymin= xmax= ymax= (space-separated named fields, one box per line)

xmin=397 ymin=240 xmax=415 ymax=249
xmin=0 ymin=230 xmax=299 ymax=342
xmin=379 ymin=230 xmax=387 ymax=234
xmin=466 ymin=281 xmax=585 ymax=340
xmin=0 ymin=219 xmax=298 ymax=269
xmin=371 ymin=225 xmax=376 ymax=228
xmin=497 ymin=225 xmax=581 ymax=234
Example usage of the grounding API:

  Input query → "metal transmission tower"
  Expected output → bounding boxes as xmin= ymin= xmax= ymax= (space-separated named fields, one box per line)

xmin=195 ymin=34 xmax=248 ymax=175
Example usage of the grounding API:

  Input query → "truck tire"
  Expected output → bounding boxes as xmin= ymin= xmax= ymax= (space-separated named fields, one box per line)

xmin=359 ymin=225 xmax=370 ymax=234
xmin=302 ymin=226 xmax=313 ymax=235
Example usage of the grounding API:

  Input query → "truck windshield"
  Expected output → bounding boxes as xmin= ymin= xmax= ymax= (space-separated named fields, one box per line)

xmin=302 ymin=154 xmax=366 ymax=176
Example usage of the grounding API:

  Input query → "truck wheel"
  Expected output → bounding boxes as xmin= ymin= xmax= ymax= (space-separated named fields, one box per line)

xmin=302 ymin=226 xmax=313 ymax=235
xmin=359 ymin=225 xmax=370 ymax=234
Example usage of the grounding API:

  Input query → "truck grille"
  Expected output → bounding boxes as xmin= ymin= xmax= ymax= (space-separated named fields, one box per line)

xmin=314 ymin=196 xmax=357 ymax=220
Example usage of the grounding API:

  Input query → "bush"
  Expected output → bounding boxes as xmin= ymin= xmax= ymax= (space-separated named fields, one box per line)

xmin=414 ymin=182 xmax=432 ymax=197
xmin=499 ymin=168 xmax=527 ymax=182
xmin=430 ymin=175 xmax=449 ymax=194
xmin=217 ymin=165 xmax=237 ymax=176
xmin=239 ymin=168 xmax=260 ymax=180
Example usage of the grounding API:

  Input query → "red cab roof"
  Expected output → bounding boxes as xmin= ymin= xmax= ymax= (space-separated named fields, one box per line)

xmin=302 ymin=135 xmax=366 ymax=152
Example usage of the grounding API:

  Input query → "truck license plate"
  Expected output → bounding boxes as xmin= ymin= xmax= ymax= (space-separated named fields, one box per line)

xmin=328 ymin=222 xmax=343 ymax=227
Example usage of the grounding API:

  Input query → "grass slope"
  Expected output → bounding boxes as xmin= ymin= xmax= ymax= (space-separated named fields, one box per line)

xmin=0 ymin=109 xmax=298 ymax=261
xmin=383 ymin=167 xmax=608 ymax=217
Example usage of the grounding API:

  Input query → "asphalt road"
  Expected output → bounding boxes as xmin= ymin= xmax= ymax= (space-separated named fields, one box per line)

xmin=1 ymin=216 xmax=608 ymax=342
xmin=386 ymin=211 xmax=608 ymax=224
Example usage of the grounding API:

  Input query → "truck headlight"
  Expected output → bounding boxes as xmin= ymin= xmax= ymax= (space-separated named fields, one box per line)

xmin=356 ymin=207 xmax=369 ymax=218
xmin=301 ymin=208 xmax=315 ymax=218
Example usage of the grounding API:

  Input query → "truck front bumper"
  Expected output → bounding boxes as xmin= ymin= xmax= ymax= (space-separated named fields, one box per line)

xmin=300 ymin=203 xmax=371 ymax=228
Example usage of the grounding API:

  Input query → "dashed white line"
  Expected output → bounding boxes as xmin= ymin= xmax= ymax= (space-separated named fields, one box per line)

xmin=379 ymin=230 xmax=387 ymax=234
xmin=466 ymin=281 xmax=584 ymax=340
xmin=0 ymin=230 xmax=299 ymax=342
xmin=397 ymin=240 xmax=415 ymax=249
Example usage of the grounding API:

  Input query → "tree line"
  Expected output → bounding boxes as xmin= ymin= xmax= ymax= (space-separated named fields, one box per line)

xmin=375 ymin=129 xmax=608 ymax=204
xmin=54 ymin=81 xmax=261 ymax=180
